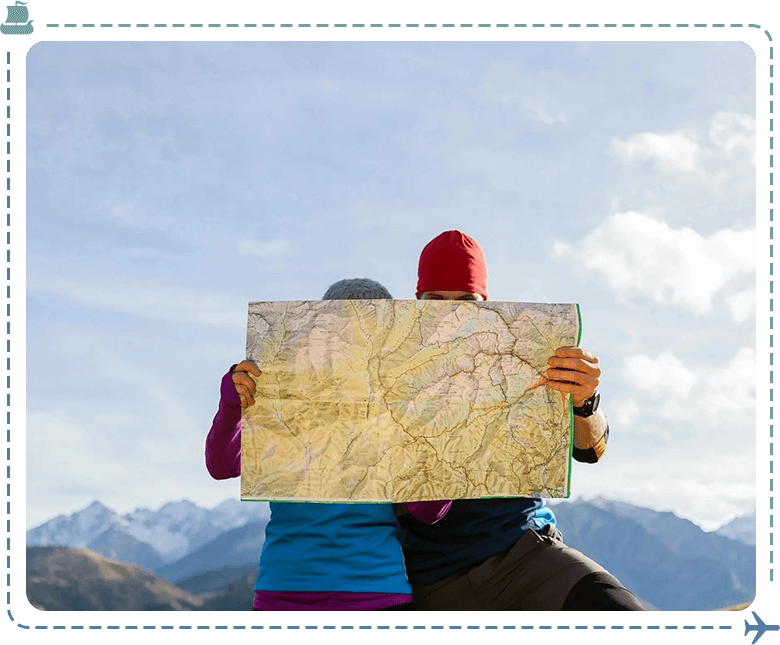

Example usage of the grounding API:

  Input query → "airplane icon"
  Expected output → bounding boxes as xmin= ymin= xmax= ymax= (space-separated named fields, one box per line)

xmin=745 ymin=612 xmax=780 ymax=644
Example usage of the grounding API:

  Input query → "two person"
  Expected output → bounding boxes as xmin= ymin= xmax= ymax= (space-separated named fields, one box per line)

xmin=206 ymin=231 xmax=643 ymax=611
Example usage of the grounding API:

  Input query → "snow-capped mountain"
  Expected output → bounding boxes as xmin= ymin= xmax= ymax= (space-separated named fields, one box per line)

xmin=26 ymin=501 xmax=118 ymax=550
xmin=26 ymin=498 xmax=271 ymax=570
xmin=583 ymin=496 xmax=757 ymax=548
xmin=715 ymin=511 xmax=756 ymax=546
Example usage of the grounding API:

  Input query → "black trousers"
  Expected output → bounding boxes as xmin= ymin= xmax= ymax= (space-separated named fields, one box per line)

xmin=561 ymin=571 xmax=645 ymax=610
xmin=412 ymin=524 xmax=645 ymax=611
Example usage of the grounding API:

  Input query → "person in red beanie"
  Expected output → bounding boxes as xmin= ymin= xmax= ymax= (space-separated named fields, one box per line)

xmin=397 ymin=230 xmax=645 ymax=611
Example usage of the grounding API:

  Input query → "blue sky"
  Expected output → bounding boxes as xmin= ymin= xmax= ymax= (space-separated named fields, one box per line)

xmin=25 ymin=40 xmax=756 ymax=531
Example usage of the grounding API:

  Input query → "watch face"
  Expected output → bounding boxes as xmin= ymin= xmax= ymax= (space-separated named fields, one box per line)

xmin=573 ymin=391 xmax=599 ymax=417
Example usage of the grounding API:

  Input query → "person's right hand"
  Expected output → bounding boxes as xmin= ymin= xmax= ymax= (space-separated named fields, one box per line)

xmin=232 ymin=361 xmax=262 ymax=409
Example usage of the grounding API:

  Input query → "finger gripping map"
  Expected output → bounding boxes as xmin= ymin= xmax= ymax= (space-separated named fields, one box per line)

xmin=240 ymin=300 xmax=580 ymax=503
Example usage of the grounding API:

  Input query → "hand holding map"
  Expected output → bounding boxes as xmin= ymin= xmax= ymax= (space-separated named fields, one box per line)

xmin=232 ymin=360 xmax=261 ymax=409
xmin=545 ymin=347 xmax=601 ymax=407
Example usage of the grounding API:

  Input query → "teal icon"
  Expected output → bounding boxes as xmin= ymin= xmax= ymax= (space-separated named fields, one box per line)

xmin=0 ymin=1 xmax=33 ymax=35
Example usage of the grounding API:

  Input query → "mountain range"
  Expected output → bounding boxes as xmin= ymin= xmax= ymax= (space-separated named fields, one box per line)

xmin=26 ymin=497 xmax=755 ymax=611
xmin=27 ymin=498 xmax=271 ymax=571
xmin=715 ymin=511 xmax=756 ymax=545
xmin=550 ymin=498 xmax=755 ymax=610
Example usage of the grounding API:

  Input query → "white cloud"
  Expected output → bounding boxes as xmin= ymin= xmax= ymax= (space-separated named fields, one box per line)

xmin=617 ymin=346 xmax=755 ymax=431
xmin=702 ymin=347 xmax=756 ymax=414
xmin=27 ymin=275 xmax=246 ymax=329
xmin=237 ymin=239 xmax=291 ymax=258
xmin=612 ymin=131 xmax=700 ymax=173
xmin=622 ymin=351 xmax=698 ymax=399
xmin=517 ymin=99 xmax=567 ymax=126
xmin=725 ymin=286 xmax=756 ymax=323
xmin=709 ymin=110 xmax=756 ymax=164
xmin=611 ymin=110 xmax=755 ymax=176
xmin=552 ymin=211 xmax=755 ymax=319
xmin=609 ymin=397 xmax=641 ymax=429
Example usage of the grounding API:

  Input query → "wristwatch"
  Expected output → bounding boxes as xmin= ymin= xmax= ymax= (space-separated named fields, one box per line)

xmin=573 ymin=390 xmax=600 ymax=418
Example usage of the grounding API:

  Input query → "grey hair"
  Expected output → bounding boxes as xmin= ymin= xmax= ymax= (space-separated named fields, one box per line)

xmin=322 ymin=277 xmax=392 ymax=300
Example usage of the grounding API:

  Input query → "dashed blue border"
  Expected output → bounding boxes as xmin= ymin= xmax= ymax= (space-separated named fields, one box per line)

xmin=3 ymin=20 xmax=773 ymax=633
xmin=11 ymin=624 xmax=739 ymax=631
xmin=36 ymin=22 xmax=771 ymax=35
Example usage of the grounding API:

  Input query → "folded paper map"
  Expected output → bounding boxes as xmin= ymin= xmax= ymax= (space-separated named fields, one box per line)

xmin=240 ymin=300 xmax=581 ymax=503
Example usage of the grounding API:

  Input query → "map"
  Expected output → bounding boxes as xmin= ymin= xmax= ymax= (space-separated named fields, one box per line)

xmin=240 ymin=300 xmax=580 ymax=503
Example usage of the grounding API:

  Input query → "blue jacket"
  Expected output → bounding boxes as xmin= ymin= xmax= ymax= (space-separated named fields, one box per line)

xmin=256 ymin=501 xmax=412 ymax=593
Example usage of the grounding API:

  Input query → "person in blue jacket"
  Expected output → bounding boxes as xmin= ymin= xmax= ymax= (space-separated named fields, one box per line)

xmin=207 ymin=278 xmax=419 ymax=611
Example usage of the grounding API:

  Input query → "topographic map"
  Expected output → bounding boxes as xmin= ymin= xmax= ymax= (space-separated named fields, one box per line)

xmin=240 ymin=300 xmax=580 ymax=503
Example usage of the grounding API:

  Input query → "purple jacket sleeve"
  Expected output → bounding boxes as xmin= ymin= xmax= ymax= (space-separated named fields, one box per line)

xmin=404 ymin=500 xmax=452 ymax=524
xmin=205 ymin=366 xmax=242 ymax=480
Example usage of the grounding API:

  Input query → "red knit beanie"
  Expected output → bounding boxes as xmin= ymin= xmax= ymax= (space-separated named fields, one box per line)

xmin=416 ymin=230 xmax=488 ymax=299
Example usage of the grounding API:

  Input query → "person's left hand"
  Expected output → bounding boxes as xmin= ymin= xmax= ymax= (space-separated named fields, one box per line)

xmin=545 ymin=346 xmax=601 ymax=407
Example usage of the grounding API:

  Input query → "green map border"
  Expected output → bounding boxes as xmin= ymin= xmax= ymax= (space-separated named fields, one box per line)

xmin=566 ymin=303 xmax=583 ymax=497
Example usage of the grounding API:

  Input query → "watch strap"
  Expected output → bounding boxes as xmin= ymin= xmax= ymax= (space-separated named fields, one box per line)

xmin=572 ymin=390 xmax=600 ymax=418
